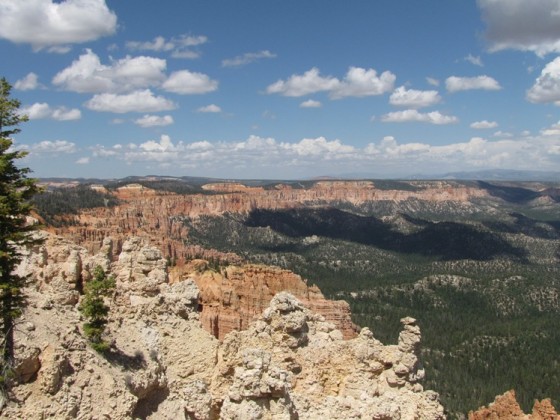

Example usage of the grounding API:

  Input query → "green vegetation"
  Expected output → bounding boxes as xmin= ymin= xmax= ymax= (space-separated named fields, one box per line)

xmin=79 ymin=266 xmax=115 ymax=353
xmin=0 ymin=78 xmax=42 ymax=398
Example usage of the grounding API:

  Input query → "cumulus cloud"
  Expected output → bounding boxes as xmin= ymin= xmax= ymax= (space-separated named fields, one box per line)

xmin=20 ymin=102 xmax=81 ymax=120
xmin=53 ymin=49 xmax=167 ymax=93
xmin=86 ymin=129 xmax=560 ymax=177
xmin=76 ymin=157 xmax=90 ymax=164
xmin=445 ymin=75 xmax=501 ymax=92
xmin=222 ymin=50 xmax=277 ymax=67
xmin=331 ymin=67 xmax=396 ymax=99
xmin=470 ymin=120 xmax=498 ymax=129
xmin=162 ymin=70 xmax=218 ymax=94
xmin=300 ymin=99 xmax=322 ymax=108
xmin=51 ymin=107 xmax=82 ymax=121
xmin=526 ymin=57 xmax=560 ymax=104
xmin=0 ymin=0 xmax=117 ymax=52
xmin=381 ymin=109 xmax=459 ymax=125
xmin=126 ymin=34 xmax=208 ymax=59
xmin=91 ymin=135 xmax=357 ymax=172
xmin=389 ymin=86 xmax=441 ymax=108
xmin=282 ymin=137 xmax=355 ymax=157
xmin=266 ymin=68 xmax=338 ymax=97
xmin=134 ymin=114 xmax=174 ymax=127
xmin=478 ymin=0 xmax=560 ymax=56
xmin=197 ymin=104 xmax=222 ymax=113
xmin=266 ymin=67 xmax=395 ymax=99
xmin=15 ymin=73 xmax=41 ymax=90
xmin=30 ymin=140 xmax=77 ymax=154
xmin=85 ymin=90 xmax=176 ymax=113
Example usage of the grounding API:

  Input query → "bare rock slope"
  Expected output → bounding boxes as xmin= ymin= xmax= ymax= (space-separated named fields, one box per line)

xmin=3 ymin=233 xmax=445 ymax=419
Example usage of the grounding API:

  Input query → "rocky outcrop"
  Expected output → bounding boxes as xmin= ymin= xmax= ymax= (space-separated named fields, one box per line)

xmin=3 ymin=232 xmax=445 ymax=419
xmin=212 ymin=292 xmax=443 ymax=419
xmin=468 ymin=390 xmax=559 ymax=419
xmin=181 ymin=263 xmax=357 ymax=340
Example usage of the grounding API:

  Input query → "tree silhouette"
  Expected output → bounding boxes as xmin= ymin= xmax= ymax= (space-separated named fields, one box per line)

xmin=0 ymin=77 xmax=42 ymax=399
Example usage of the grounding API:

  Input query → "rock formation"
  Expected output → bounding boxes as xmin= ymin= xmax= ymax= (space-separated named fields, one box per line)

xmin=177 ymin=262 xmax=356 ymax=340
xmin=468 ymin=390 xmax=559 ymax=419
xmin=2 ymin=232 xmax=445 ymax=419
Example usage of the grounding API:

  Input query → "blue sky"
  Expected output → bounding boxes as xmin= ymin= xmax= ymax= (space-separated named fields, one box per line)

xmin=2 ymin=0 xmax=560 ymax=179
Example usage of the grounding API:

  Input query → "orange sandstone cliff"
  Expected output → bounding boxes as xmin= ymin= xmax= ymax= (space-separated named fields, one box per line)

xmin=172 ymin=262 xmax=357 ymax=340
xmin=50 ymin=180 xmax=487 ymax=261
xmin=469 ymin=390 xmax=559 ymax=420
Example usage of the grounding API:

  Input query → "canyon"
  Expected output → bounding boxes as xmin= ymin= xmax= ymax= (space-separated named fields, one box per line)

xmin=26 ymin=177 xmax=560 ymax=417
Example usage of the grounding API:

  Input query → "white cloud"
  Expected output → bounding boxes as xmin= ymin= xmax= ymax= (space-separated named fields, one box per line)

xmin=197 ymin=104 xmax=222 ymax=113
xmin=300 ymin=99 xmax=322 ymax=108
xmin=126 ymin=36 xmax=175 ymax=52
xmin=52 ymin=107 xmax=82 ymax=121
xmin=53 ymin=49 xmax=167 ymax=93
xmin=85 ymin=90 xmax=176 ymax=113
xmin=493 ymin=131 xmax=513 ymax=138
xmin=76 ymin=157 xmax=90 ymax=164
xmin=445 ymin=75 xmax=501 ymax=92
xmin=222 ymin=50 xmax=277 ymax=67
xmin=470 ymin=120 xmax=498 ymax=129
xmin=30 ymin=140 xmax=76 ymax=154
xmin=465 ymin=54 xmax=483 ymax=66
xmin=126 ymin=34 xmax=208 ymax=59
xmin=0 ymin=0 xmax=117 ymax=52
xmin=478 ymin=0 xmax=560 ymax=56
xmin=281 ymin=137 xmax=355 ymax=157
xmin=381 ymin=109 xmax=459 ymax=125
xmin=266 ymin=67 xmax=395 ymax=98
xmin=20 ymin=102 xmax=81 ymax=120
xmin=389 ymin=86 xmax=441 ymax=108
xmin=86 ymin=130 xmax=560 ymax=177
xmin=266 ymin=68 xmax=338 ymax=97
xmin=134 ymin=114 xmax=174 ymax=127
xmin=162 ymin=70 xmax=218 ymax=94
xmin=15 ymin=72 xmax=40 ymax=90
xmin=541 ymin=121 xmax=560 ymax=136
xmin=21 ymin=103 xmax=51 ymax=119
xmin=426 ymin=77 xmax=440 ymax=87
xmin=526 ymin=57 xmax=560 ymax=104
xmin=331 ymin=67 xmax=396 ymax=99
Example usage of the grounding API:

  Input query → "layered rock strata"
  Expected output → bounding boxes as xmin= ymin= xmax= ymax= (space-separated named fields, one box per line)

xmin=50 ymin=180 xmax=486 ymax=262
xmin=3 ymin=233 xmax=445 ymax=419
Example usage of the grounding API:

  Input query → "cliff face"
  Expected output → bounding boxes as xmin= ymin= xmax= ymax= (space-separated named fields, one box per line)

xmin=176 ymin=262 xmax=357 ymax=340
xmin=3 ymin=233 xmax=445 ymax=419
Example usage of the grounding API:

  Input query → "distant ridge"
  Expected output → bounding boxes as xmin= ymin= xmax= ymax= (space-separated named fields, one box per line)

xmin=337 ymin=169 xmax=560 ymax=182
xmin=436 ymin=169 xmax=560 ymax=182
xmin=39 ymin=169 xmax=560 ymax=185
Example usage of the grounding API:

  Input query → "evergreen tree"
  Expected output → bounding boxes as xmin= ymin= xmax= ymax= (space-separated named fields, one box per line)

xmin=0 ymin=78 xmax=41 ymax=386
xmin=79 ymin=266 xmax=115 ymax=353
